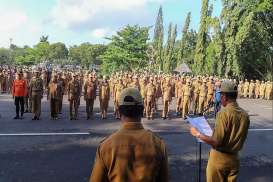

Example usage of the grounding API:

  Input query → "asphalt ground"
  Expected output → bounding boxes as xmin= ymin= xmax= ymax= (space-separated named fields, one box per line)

xmin=0 ymin=94 xmax=272 ymax=182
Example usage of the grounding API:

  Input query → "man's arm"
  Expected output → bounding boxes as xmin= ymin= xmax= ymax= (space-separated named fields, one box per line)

xmin=89 ymin=146 xmax=109 ymax=182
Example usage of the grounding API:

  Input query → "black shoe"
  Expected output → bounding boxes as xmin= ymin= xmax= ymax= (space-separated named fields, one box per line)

xmin=13 ymin=116 xmax=20 ymax=119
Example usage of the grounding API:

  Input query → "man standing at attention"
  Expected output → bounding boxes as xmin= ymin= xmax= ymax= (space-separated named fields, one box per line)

xmin=190 ymin=81 xmax=250 ymax=182
xmin=90 ymin=88 xmax=169 ymax=182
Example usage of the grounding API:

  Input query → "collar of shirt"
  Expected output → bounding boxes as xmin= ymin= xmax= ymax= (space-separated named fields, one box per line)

xmin=120 ymin=122 xmax=144 ymax=130
xmin=226 ymin=102 xmax=238 ymax=109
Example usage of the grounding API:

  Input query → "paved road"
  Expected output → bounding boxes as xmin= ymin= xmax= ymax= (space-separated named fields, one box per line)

xmin=0 ymin=94 xmax=272 ymax=182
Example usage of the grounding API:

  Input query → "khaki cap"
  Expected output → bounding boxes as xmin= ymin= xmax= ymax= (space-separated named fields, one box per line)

xmin=119 ymin=88 xmax=143 ymax=106
xmin=220 ymin=81 xmax=238 ymax=93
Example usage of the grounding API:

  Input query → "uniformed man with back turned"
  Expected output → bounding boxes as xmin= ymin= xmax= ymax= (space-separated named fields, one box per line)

xmin=190 ymin=80 xmax=250 ymax=182
xmin=90 ymin=88 xmax=169 ymax=182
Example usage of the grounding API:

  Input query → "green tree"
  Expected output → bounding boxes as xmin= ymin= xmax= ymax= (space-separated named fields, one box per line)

xmin=163 ymin=23 xmax=177 ymax=72
xmin=101 ymin=25 xmax=149 ymax=74
xmin=194 ymin=0 xmax=209 ymax=74
xmin=153 ymin=6 xmax=164 ymax=71
xmin=177 ymin=12 xmax=191 ymax=66
xmin=49 ymin=42 xmax=69 ymax=61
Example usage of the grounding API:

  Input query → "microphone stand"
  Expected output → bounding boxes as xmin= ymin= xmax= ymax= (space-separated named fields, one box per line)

xmin=188 ymin=101 xmax=215 ymax=182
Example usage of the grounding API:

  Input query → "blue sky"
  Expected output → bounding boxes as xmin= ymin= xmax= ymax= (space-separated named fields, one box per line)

xmin=0 ymin=0 xmax=222 ymax=48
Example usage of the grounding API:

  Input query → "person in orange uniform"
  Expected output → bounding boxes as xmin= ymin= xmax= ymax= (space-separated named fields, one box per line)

xmin=90 ymin=88 xmax=169 ymax=182
xmin=12 ymin=71 xmax=27 ymax=119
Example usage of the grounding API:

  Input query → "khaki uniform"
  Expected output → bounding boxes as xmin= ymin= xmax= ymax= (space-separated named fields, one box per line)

xmin=265 ymin=82 xmax=272 ymax=100
xmin=182 ymin=82 xmax=192 ymax=119
xmin=254 ymin=81 xmax=260 ymax=99
xmin=237 ymin=82 xmax=243 ymax=98
xmin=114 ymin=82 xmax=125 ymax=119
xmin=145 ymin=82 xmax=156 ymax=119
xmin=243 ymin=81 xmax=249 ymax=98
xmin=206 ymin=81 xmax=214 ymax=107
xmin=162 ymin=82 xmax=172 ymax=118
xmin=57 ymin=77 xmax=65 ymax=113
xmin=207 ymin=102 xmax=250 ymax=182
xmin=29 ymin=77 xmax=43 ymax=119
xmin=175 ymin=80 xmax=184 ymax=115
xmin=84 ymin=80 xmax=97 ymax=119
xmin=68 ymin=80 xmax=81 ymax=120
xmin=248 ymin=81 xmax=255 ymax=98
xmin=198 ymin=82 xmax=208 ymax=114
xmin=90 ymin=122 xmax=169 ymax=182
xmin=259 ymin=82 xmax=266 ymax=99
xmin=192 ymin=80 xmax=200 ymax=114
xmin=47 ymin=80 xmax=62 ymax=119
xmin=99 ymin=81 xmax=110 ymax=119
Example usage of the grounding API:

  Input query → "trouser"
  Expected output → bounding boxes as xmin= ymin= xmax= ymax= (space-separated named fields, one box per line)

xmin=198 ymin=96 xmax=206 ymax=114
xmin=249 ymin=91 xmax=254 ymax=98
xmin=100 ymin=98 xmax=109 ymax=118
xmin=162 ymin=100 xmax=169 ymax=118
xmin=14 ymin=96 xmax=24 ymax=117
xmin=58 ymin=95 xmax=63 ymax=113
xmin=70 ymin=98 xmax=79 ymax=119
xmin=182 ymin=96 xmax=190 ymax=118
xmin=114 ymin=100 xmax=120 ymax=119
xmin=176 ymin=96 xmax=182 ymax=113
xmin=193 ymin=94 xmax=199 ymax=114
xmin=207 ymin=149 xmax=239 ymax=182
xmin=207 ymin=94 xmax=213 ymax=107
xmin=50 ymin=99 xmax=59 ymax=118
xmin=243 ymin=90 xmax=248 ymax=98
xmin=86 ymin=99 xmax=95 ymax=118
xmin=31 ymin=94 xmax=42 ymax=118
xmin=146 ymin=97 xmax=154 ymax=118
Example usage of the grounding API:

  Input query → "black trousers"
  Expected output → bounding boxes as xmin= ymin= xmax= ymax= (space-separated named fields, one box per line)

xmin=14 ymin=96 xmax=25 ymax=117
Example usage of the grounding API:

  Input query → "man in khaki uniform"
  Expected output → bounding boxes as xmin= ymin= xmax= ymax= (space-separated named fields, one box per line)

xmin=206 ymin=77 xmax=214 ymax=108
xmin=114 ymin=79 xmax=125 ymax=119
xmin=248 ymin=80 xmax=255 ymax=99
xmin=190 ymin=80 xmax=250 ymax=182
xmin=198 ymin=79 xmax=208 ymax=114
xmin=29 ymin=70 xmax=43 ymax=120
xmin=84 ymin=74 xmax=97 ymax=120
xmin=90 ymin=88 xmax=169 ymax=182
xmin=47 ymin=74 xmax=62 ymax=120
xmin=259 ymin=81 xmax=266 ymax=99
xmin=99 ymin=76 xmax=110 ymax=119
xmin=145 ymin=77 xmax=156 ymax=119
xmin=57 ymin=72 xmax=65 ymax=114
xmin=265 ymin=81 xmax=272 ymax=100
xmin=68 ymin=74 xmax=81 ymax=120
xmin=192 ymin=78 xmax=200 ymax=114
xmin=243 ymin=79 xmax=249 ymax=98
xmin=237 ymin=81 xmax=244 ymax=98
xmin=161 ymin=78 xmax=172 ymax=119
xmin=254 ymin=80 xmax=260 ymax=99
xmin=175 ymin=77 xmax=184 ymax=116
xmin=182 ymin=79 xmax=192 ymax=119
xmin=23 ymin=70 xmax=31 ymax=112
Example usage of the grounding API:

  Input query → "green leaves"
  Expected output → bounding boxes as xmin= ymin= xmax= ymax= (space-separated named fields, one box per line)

xmin=100 ymin=25 xmax=149 ymax=75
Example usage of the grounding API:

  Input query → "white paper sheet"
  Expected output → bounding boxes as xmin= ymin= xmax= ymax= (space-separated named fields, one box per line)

xmin=187 ymin=116 xmax=213 ymax=142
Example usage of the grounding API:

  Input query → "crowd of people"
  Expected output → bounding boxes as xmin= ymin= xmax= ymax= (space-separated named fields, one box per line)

xmin=0 ymin=65 xmax=272 ymax=120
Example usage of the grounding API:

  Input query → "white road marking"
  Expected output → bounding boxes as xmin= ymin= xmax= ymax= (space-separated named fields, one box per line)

xmin=0 ymin=128 xmax=272 ymax=136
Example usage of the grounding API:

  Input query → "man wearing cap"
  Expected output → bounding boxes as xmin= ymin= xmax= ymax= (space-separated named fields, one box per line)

xmin=182 ymin=79 xmax=193 ymax=119
xmin=99 ymin=76 xmax=110 ymax=119
xmin=248 ymin=80 xmax=255 ymax=99
xmin=259 ymin=81 xmax=266 ymax=99
xmin=90 ymin=88 xmax=169 ymax=182
xmin=198 ymin=79 xmax=208 ymax=114
xmin=161 ymin=77 xmax=172 ymax=119
xmin=29 ymin=70 xmax=43 ymax=120
xmin=243 ymin=79 xmax=249 ymax=98
xmin=68 ymin=74 xmax=81 ymax=120
xmin=47 ymin=74 xmax=62 ymax=120
xmin=190 ymin=81 xmax=250 ymax=182
xmin=145 ymin=77 xmax=157 ymax=119
xmin=84 ymin=74 xmax=97 ymax=120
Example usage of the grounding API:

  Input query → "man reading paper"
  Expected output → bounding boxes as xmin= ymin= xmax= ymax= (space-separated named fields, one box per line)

xmin=190 ymin=80 xmax=250 ymax=182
